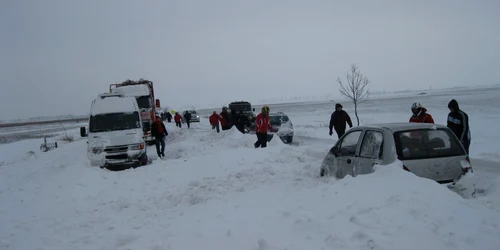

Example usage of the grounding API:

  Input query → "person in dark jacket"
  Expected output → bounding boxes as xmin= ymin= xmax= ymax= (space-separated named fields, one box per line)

xmin=166 ymin=112 xmax=172 ymax=123
xmin=151 ymin=115 xmax=168 ymax=158
xmin=183 ymin=111 xmax=192 ymax=129
xmin=447 ymin=99 xmax=471 ymax=154
xmin=329 ymin=103 xmax=353 ymax=139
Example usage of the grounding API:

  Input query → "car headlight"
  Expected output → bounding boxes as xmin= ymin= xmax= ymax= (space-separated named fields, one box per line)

xmin=91 ymin=147 xmax=103 ymax=154
xmin=129 ymin=143 xmax=145 ymax=150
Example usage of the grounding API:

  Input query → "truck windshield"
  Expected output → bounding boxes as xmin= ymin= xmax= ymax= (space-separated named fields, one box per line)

xmin=89 ymin=112 xmax=141 ymax=133
xmin=136 ymin=96 xmax=151 ymax=109
xmin=229 ymin=103 xmax=251 ymax=112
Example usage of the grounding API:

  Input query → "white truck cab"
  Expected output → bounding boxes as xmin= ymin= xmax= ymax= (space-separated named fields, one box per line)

xmin=84 ymin=93 xmax=148 ymax=168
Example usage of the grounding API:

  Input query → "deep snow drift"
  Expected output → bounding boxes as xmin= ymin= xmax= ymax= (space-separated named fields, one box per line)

xmin=2 ymin=86 xmax=500 ymax=250
xmin=1 ymin=121 xmax=500 ymax=250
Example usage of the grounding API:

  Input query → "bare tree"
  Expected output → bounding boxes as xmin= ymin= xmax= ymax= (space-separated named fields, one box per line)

xmin=337 ymin=63 xmax=370 ymax=126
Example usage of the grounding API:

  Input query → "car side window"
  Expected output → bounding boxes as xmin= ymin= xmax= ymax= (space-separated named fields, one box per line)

xmin=338 ymin=130 xmax=362 ymax=156
xmin=359 ymin=130 xmax=384 ymax=159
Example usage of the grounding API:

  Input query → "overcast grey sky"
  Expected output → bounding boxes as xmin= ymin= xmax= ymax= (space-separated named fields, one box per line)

xmin=1 ymin=0 xmax=499 ymax=120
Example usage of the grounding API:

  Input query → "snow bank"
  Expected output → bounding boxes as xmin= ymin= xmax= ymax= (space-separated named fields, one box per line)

xmin=2 ymin=92 xmax=500 ymax=250
xmin=163 ymin=161 xmax=500 ymax=250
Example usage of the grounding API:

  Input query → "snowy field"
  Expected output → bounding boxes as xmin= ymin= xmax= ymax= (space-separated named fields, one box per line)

xmin=0 ymin=121 xmax=84 ymax=144
xmin=1 ymin=86 xmax=500 ymax=250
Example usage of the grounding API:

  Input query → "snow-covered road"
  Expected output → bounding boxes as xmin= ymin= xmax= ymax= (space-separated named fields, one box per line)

xmin=1 ymin=86 xmax=499 ymax=250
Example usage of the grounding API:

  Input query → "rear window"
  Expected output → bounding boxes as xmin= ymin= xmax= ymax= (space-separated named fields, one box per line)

xmin=270 ymin=115 xmax=289 ymax=126
xmin=394 ymin=128 xmax=466 ymax=160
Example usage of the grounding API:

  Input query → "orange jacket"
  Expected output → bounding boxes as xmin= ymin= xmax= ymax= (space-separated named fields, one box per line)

xmin=255 ymin=113 xmax=273 ymax=133
xmin=409 ymin=108 xmax=434 ymax=124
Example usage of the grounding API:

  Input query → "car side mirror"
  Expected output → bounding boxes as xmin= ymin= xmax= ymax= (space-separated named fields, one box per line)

xmin=330 ymin=146 xmax=339 ymax=156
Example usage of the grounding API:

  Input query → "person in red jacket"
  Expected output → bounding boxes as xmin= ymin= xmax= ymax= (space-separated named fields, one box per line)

xmin=209 ymin=111 xmax=220 ymax=133
xmin=409 ymin=102 xmax=434 ymax=124
xmin=254 ymin=106 xmax=274 ymax=148
xmin=174 ymin=112 xmax=182 ymax=127
xmin=219 ymin=107 xmax=231 ymax=131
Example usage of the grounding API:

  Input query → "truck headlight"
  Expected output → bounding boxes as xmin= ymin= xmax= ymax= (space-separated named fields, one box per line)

xmin=91 ymin=147 xmax=103 ymax=154
xmin=129 ymin=143 xmax=145 ymax=150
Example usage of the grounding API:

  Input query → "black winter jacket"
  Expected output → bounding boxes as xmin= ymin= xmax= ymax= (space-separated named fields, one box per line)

xmin=151 ymin=121 xmax=168 ymax=138
xmin=329 ymin=110 xmax=353 ymax=132
xmin=447 ymin=99 xmax=470 ymax=142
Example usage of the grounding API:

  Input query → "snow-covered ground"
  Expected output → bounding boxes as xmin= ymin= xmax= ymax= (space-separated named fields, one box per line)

xmin=1 ymin=87 xmax=500 ymax=250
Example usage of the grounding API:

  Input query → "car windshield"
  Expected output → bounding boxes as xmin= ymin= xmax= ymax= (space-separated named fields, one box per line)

xmin=270 ymin=115 xmax=289 ymax=126
xmin=89 ymin=112 xmax=141 ymax=133
xmin=394 ymin=128 xmax=466 ymax=160
xmin=135 ymin=96 xmax=151 ymax=109
xmin=189 ymin=111 xmax=197 ymax=114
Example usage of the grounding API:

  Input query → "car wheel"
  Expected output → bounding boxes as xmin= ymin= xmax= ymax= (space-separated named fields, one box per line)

xmin=140 ymin=154 xmax=149 ymax=166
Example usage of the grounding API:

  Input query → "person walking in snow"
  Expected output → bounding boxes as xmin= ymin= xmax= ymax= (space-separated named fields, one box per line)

xmin=209 ymin=111 xmax=221 ymax=133
xmin=219 ymin=107 xmax=231 ymax=131
xmin=151 ymin=115 xmax=168 ymax=158
xmin=166 ymin=112 xmax=172 ymax=123
xmin=183 ymin=111 xmax=192 ymax=129
xmin=254 ymin=106 xmax=274 ymax=148
xmin=409 ymin=102 xmax=435 ymax=124
xmin=329 ymin=103 xmax=353 ymax=139
xmin=447 ymin=99 xmax=471 ymax=154
xmin=174 ymin=112 xmax=182 ymax=128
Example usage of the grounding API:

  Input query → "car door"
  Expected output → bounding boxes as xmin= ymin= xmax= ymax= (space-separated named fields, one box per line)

xmin=335 ymin=130 xmax=363 ymax=178
xmin=354 ymin=130 xmax=385 ymax=176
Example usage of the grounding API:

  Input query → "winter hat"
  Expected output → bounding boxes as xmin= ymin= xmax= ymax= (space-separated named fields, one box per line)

xmin=335 ymin=103 xmax=343 ymax=109
xmin=448 ymin=99 xmax=459 ymax=110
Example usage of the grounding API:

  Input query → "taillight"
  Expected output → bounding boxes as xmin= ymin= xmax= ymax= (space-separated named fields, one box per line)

xmin=403 ymin=165 xmax=410 ymax=172
xmin=463 ymin=157 xmax=473 ymax=173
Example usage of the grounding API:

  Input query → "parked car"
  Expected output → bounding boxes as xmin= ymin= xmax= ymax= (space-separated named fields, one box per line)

xmin=319 ymin=123 xmax=472 ymax=184
xmin=268 ymin=112 xmax=294 ymax=144
xmin=182 ymin=110 xmax=201 ymax=123
xmin=81 ymin=93 xmax=148 ymax=169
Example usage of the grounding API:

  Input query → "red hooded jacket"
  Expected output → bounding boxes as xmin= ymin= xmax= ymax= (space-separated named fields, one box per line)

xmin=174 ymin=113 xmax=182 ymax=123
xmin=255 ymin=113 xmax=273 ymax=133
xmin=209 ymin=113 xmax=220 ymax=125
xmin=409 ymin=108 xmax=435 ymax=124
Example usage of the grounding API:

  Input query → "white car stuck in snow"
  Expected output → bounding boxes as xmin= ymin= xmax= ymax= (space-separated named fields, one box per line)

xmin=82 ymin=93 xmax=148 ymax=169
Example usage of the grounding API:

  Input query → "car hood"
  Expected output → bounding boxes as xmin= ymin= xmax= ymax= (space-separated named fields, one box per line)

xmin=88 ymin=129 xmax=144 ymax=148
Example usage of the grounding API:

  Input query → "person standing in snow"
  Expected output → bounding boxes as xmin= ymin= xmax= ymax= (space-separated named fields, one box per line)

xmin=219 ymin=107 xmax=231 ymax=131
xmin=409 ymin=102 xmax=435 ymax=123
xmin=174 ymin=112 xmax=182 ymax=128
xmin=209 ymin=111 xmax=221 ymax=133
xmin=166 ymin=112 xmax=172 ymax=123
xmin=447 ymin=99 xmax=471 ymax=154
xmin=183 ymin=111 xmax=192 ymax=129
xmin=151 ymin=115 xmax=168 ymax=158
xmin=329 ymin=103 xmax=353 ymax=139
xmin=254 ymin=106 xmax=274 ymax=148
